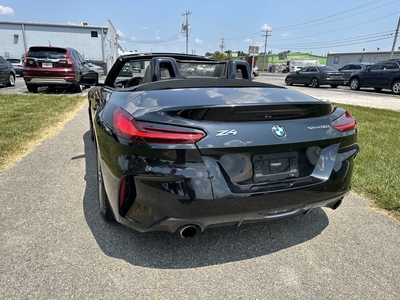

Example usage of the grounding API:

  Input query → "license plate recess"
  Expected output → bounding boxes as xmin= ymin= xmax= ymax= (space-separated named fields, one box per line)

xmin=252 ymin=152 xmax=299 ymax=183
xmin=42 ymin=62 xmax=53 ymax=68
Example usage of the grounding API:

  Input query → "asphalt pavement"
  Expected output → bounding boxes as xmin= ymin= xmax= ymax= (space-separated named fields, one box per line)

xmin=0 ymin=76 xmax=399 ymax=299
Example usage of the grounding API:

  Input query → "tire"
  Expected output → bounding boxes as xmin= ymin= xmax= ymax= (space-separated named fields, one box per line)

xmin=373 ymin=87 xmax=383 ymax=92
xmin=391 ymin=81 xmax=400 ymax=94
xmin=310 ymin=78 xmax=319 ymax=88
xmin=330 ymin=84 xmax=338 ymax=88
xmin=6 ymin=73 xmax=15 ymax=87
xmin=349 ymin=78 xmax=360 ymax=90
xmin=26 ymin=84 xmax=38 ymax=93
xmin=97 ymin=148 xmax=114 ymax=221
xmin=73 ymin=83 xmax=82 ymax=93
xmin=285 ymin=76 xmax=293 ymax=86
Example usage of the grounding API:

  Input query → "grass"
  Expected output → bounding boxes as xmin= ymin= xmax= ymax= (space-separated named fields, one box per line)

xmin=0 ymin=94 xmax=399 ymax=219
xmin=0 ymin=93 xmax=86 ymax=172
xmin=333 ymin=103 xmax=400 ymax=218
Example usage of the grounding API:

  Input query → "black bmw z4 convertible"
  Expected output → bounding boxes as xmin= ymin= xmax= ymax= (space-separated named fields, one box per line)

xmin=81 ymin=53 xmax=360 ymax=238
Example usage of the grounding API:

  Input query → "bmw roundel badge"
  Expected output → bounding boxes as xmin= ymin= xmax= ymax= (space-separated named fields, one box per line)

xmin=272 ymin=125 xmax=286 ymax=138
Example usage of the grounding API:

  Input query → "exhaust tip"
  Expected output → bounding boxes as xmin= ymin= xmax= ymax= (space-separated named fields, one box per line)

xmin=330 ymin=198 xmax=343 ymax=210
xmin=178 ymin=225 xmax=199 ymax=238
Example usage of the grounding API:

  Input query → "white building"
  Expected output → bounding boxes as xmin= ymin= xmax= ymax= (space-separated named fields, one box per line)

xmin=0 ymin=20 xmax=121 ymax=74
xmin=326 ymin=51 xmax=400 ymax=69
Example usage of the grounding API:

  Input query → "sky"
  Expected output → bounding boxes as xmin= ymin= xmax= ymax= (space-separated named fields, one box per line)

xmin=0 ymin=0 xmax=399 ymax=56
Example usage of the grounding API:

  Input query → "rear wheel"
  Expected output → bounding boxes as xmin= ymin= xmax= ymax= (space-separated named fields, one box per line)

xmin=391 ymin=81 xmax=400 ymax=94
xmin=349 ymin=78 xmax=360 ymax=90
xmin=330 ymin=84 xmax=338 ymax=88
xmin=373 ymin=87 xmax=383 ymax=92
xmin=73 ymin=83 xmax=82 ymax=93
xmin=26 ymin=84 xmax=38 ymax=93
xmin=97 ymin=148 xmax=114 ymax=221
xmin=6 ymin=74 xmax=15 ymax=86
xmin=310 ymin=78 xmax=319 ymax=88
xmin=285 ymin=76 xmax=293 ymax=86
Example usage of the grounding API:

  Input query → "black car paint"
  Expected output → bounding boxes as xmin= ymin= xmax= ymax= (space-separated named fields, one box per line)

xmin=83 ymin=53 xmax=359 ymax=235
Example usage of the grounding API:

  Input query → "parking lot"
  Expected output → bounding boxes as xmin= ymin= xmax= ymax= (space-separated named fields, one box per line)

xmin=2 ymin=74 xmax=399 ymax=112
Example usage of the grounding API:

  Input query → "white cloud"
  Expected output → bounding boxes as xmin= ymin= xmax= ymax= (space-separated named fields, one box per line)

xmin=281 ymin=32 xmax=289 ymax=37
xmin=195 ymin=38 xmax=203 ymax=44
xmin=141 ymin=26 xmax=148 ymax=30
xmin=0 ymin=5 xmax=14 ymax=15
xmin=130 ymin=36 xmax=137 ymax=40
xmin=244 ymin=38 xmax=253 ymax=43
xmin=261 ymin=24 xmax=272 ymax=31
xmin=116 ymin=29 xmax=126 ymax=37
xmin=67 ymin=22 xmax=77 ymax=25
xmin=154 ymin=30 xmax=159 ymax=37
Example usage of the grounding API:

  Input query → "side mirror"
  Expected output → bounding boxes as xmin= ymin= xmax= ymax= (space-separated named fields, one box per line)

xmin=80 ymin=72 xmax=99 ymax=86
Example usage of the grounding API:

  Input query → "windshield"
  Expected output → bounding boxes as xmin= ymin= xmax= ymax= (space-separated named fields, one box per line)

xmin=113 ymin=58 xmax=227 ymax=88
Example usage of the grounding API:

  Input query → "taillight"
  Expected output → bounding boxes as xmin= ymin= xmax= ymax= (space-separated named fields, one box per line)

xmin=113 ymin=107 xmax=206 ymax=144
xmin=24 ymin=50 xmax=30 ymax=64
xmin=61 ymin=52 xmax=74 ymax=65
xmin=333 ymin=111 xmax=356 ymax=132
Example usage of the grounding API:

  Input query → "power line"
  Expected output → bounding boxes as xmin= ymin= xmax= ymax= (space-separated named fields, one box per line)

xmin=272 ymin=0 xmax=388 ymax=30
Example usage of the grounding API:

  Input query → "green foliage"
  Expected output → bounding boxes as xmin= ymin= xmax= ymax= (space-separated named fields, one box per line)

xmin=210 ymin=51 xmax=233 ymax=61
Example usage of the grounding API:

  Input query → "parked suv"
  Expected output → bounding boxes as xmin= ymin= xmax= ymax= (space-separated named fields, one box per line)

xmin=338 ymin=62 xmax=372 ymax=85
xmin=0 ymin=55 xmax=16 ymax=87
xmin=348 ymin=59 xmax=400 ymax=94
xmin=23 ymin=46 xmax=90 ymax=93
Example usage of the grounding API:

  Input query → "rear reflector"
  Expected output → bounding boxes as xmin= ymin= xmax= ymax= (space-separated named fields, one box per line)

xmin=333 ymin=111 xmax=356 ymax=132
xmin=113 ymin=107 xmax=206 ymax=144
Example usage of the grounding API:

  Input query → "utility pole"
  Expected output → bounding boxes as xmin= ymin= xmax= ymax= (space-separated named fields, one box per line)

xmin=219 ymin=38 xmax=226 ymax=53
xmin=262 ymin=29 xmax=271 ymax=72
xmin=390 ymin=16 xmax=400 ymax=59
xmin=181 ymin=11 xmax=191 ymax=54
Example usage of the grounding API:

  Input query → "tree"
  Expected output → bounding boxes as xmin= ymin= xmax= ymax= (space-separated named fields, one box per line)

xmin=210 ymin=51 xmax=233 ymax=61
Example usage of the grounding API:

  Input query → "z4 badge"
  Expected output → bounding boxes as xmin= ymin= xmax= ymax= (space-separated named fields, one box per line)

xmin=216 ymin=129 xmax=237 ymax=136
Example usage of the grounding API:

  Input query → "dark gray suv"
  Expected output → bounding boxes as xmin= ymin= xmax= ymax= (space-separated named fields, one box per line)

xmin=338 ymin=62 xmax=372 ymax=85
xmin=348 ymin=59 xmax=400 ymax=94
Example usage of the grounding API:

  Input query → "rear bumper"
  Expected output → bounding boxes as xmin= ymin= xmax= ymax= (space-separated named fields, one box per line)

xmin=103 ymin=149 xmax=357 ymax=234
xmin=321 ymin=79 xmax=344 ymax=85
xmin=118 ymin=186 xmax=348 ymax=233
xmin=24 ymin=77 xmax=78 ymax=87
